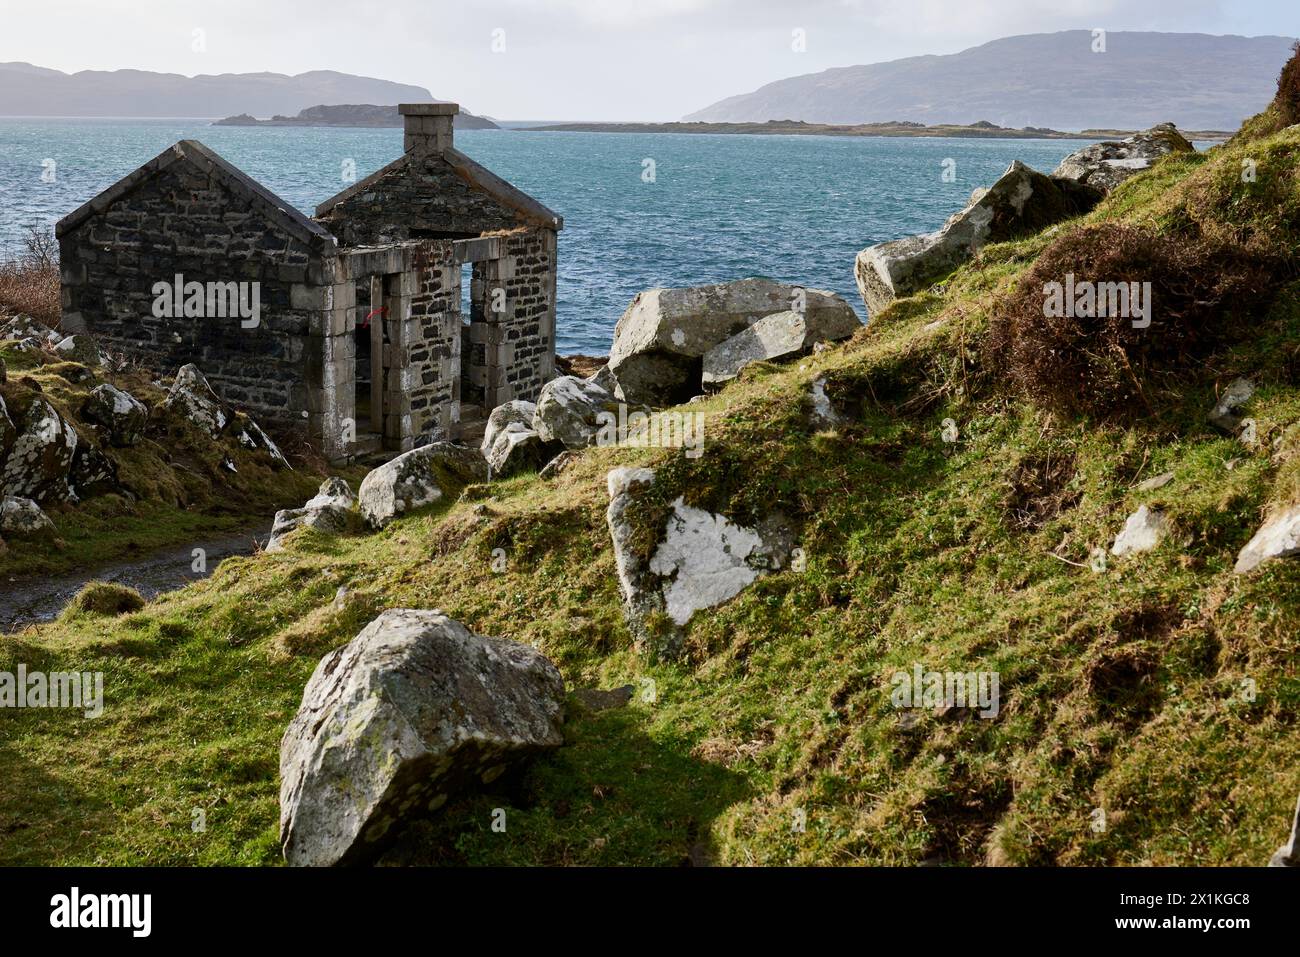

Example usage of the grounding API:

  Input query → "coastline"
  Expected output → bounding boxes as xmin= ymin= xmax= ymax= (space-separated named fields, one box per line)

xmin=525 ymin=119 xmax=1234 ymax=141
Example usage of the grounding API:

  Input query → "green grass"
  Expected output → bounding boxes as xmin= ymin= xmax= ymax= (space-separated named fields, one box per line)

xmin=2 ymin=121 xmax=1299 ymax=867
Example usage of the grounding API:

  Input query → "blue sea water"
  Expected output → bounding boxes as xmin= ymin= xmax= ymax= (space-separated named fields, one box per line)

xmin=0 ymin=118 xmax=1092 ymax=354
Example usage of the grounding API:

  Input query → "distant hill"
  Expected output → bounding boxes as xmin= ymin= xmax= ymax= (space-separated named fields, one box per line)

xmin=685 ymin=31 xmax=1297 ymax=131
xmin=214 ymin=104 xmax=499 ymax=130
xmin=0 ymin=63 xmax=436 ymax=118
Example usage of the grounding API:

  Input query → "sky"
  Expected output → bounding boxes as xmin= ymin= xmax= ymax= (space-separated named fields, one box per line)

xmin=1 ymin=0 xmax=1295 ymax=120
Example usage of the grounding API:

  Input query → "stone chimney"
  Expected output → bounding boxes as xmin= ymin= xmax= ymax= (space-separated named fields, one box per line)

xmin=399 ymin=103 xmax=457 ymax=156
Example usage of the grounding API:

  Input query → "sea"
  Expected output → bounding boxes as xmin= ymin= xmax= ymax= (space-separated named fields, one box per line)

xmin=0 ymin=118 xmax=1104 ymax=354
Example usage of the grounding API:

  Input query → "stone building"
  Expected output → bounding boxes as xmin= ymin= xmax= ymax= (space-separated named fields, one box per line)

xmin=56 ymin=103 xmax=561 ymax=461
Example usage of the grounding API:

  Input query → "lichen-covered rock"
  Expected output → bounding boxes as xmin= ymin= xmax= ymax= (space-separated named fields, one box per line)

xmin=0 ymin=315 xmax=61 ymax=344
xmin=1052 ymin=123 xmax=1194 ymax=193
xmin=534 ymin=376 xmax=622 ymax=450
xmin=480 ymin=400 xmax=560 ymax=477
xmin=358 ymin=442 xmax=487 ymax=529
xmin=1234 ymin=504 xmax=1300 ymax=574
xmin=81 ymin=383 xmax=149 ymax=447
xmin=605 ymin=467 xmax=795 ymax=660
xmin=69 ymin=438 xmax=119 ymax=499
xmin=53 ymin=334 xmax=109 ymax=368
xmin=279 ymin=608 xmax=565 ymax=866
xmin=234 ymin=413 xmax=290 ymax=469
xmin=0 ymin=398 xmax=78 ymax=505
xmin=0 ymin=495 xmax=56 ymax=538
xmin=702 ymin=308 xmax=857 ymax=385
xmin=1111 ymin=505 xmax=1168 ymax=557
xmin=163 ymin=363 xmax=228 ymax=437
xmin=268 ymin=477 xmax=356 ymax=552
xmin=608 ymin=278 xmax=861 ymax=406
xmin=856 ymin=160 xmax=1102 ymax=315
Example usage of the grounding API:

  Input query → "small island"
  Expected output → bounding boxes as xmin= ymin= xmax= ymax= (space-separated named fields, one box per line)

xmin=214 ymin=103 xmax=499 ymax=130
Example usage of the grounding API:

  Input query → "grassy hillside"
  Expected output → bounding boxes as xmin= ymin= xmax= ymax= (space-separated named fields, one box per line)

xmin=2 ymin=112 xmax=1298 ymax=867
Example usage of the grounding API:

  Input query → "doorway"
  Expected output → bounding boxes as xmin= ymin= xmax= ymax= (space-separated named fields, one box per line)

xmin=353 ymin=274 xmax=393 ymax=446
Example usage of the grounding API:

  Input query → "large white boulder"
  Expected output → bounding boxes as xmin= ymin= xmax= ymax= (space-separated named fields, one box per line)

xmin=279 ymin=609 xmax=565 ymax=866
xmin=357 ymin=442 xmax=487 ymax=529
xmin=605 ymin=467 xmax=796 ymax=660
xmin=854 ymin=160 xmax=1101 ymax=315
xmin=608 ymin=278 xmax=860 ymax=406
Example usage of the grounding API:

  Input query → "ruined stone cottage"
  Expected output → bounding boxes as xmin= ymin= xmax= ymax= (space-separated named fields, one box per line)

xmin=56 ymin=103 xmax=561 ymax=461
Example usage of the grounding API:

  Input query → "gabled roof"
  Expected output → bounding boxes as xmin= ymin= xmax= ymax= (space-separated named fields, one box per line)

xmin=314 ymin=147 xmax=563 ymax=231
xmin=56 ymin=139 xmax=338 ymax=252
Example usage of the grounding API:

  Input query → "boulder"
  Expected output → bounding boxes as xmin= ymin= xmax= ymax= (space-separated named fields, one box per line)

xmin=0 ymin=495 xmax=56 ymax=538
xmin=279 ymin=608 xmax=565 ymax=866
xmin=0 ymin=397 xmax=78 ymax=505
xmin=480 ymin=400 xmax=561 ymax=477
xmin=1052 ymin=123 xmax=1195 ymax=194
xmin=605 ymin=466 xmax=795 ymax=660
xmin=1110 ymin=505 xmax=1168 ymax=557
xmin=69 ymin=439 xmax=119 ymax=499
xmin=1209 ymin=378 xmax=1255 ymax=433
xmin=702 ymin=308 xmax=857 ymax=385
xmin=0 ymin=356 xmax=7 ymax=383
xmin=163 ymin=363 xmax=228 ymax=437
xmin=0 ymin=315 xmax=60 ymax=344
xmin=854 ymin=160 xmax=1101 ymax=315
xmin=608 ymin=278 xmax=861 ymax=406
xmin=1234 ymin=504 xmax=1300 ymax=574
xmin=53 ymin=334 xmax=109 ymax=368
xmin=358 ymin=442 xmax=487 ymax=529
xmin=234 ymin=414 xmax=290 ymax=469
xmin=81 ymin=383 xmax=149 ymax=447
xmin=268 ymin=477 xmax=356 ymax=552
xmin=533 ymin=375 xmax=622 ymax=450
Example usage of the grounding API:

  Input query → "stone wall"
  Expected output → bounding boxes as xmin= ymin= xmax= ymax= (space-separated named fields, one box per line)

xmin=465 ymin=228 xmax=557 ymax=410
xmin=58 ymin=156 xmax=339 ymax=444
xmin=316 ymin=153 xmax=523 ymax=245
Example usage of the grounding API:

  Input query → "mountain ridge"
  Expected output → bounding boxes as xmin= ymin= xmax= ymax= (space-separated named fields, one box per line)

xmin=685 ymin=31 xmax=1297 ymax=131
xmin=0 ymin=62 xmax=440 ymax=118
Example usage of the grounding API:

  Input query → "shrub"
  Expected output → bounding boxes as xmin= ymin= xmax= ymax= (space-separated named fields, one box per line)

xmin=0 ymin=228 xmax=61 ymax=328
xmin=986 ymin=224 xmax=1280 ymax=419
xmin=63 ymin=582 xmax=147 ymax=618
xmin=1277 ymin=41 xmax=1300 ymax=128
